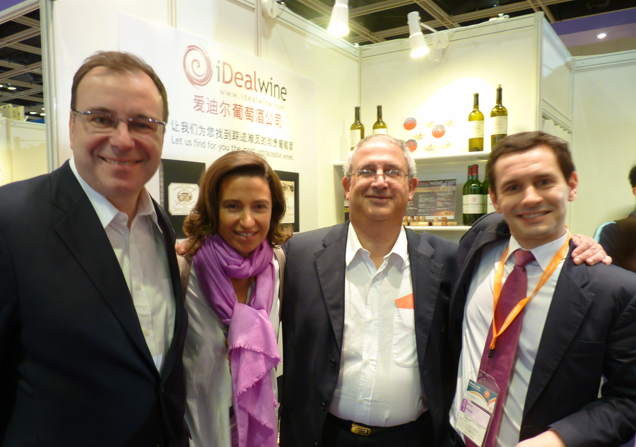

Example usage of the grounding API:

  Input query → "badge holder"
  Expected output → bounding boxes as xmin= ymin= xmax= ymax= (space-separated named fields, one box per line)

xmin=456 ymin=370 xmax=500 ymax=447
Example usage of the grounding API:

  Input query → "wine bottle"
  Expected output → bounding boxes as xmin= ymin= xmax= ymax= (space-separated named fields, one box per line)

xmin=463 ymin=165 xmax=484 ymax=225
xmin=490 ymin=84 xmax=508 ymax=148
xmin=462 ymin=165 xmax=472 ymax=226
xmin=372 ymin=105 xmax=387 ymax=135
xmin=350 ymin=106 xmax=365 ymax=151
xmin=468 ymin=93 xmax=484 ymax=152
xmin=481 ymin=176 xmax=495 ymax=214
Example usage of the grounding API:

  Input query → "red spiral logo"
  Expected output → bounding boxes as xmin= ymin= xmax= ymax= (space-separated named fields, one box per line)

xmin=183 ymin=45 xmax=212 ymax=87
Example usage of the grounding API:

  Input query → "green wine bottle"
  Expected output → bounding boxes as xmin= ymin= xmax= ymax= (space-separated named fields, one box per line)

xmin=463 ymin=165 xmax=484 ymax=225
xmin=350 ymin=106 xmax=364 ymax=151
xmin=468 ymin=93 xmax=484 ymax=152
xmin=490 ymin=85 xmax=508 ymax=149
xmin=372 ymin=105 xmax=387 ymax=135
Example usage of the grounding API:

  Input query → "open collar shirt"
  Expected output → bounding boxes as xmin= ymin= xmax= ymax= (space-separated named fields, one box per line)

xmin=450 ymin=232 xmax=568 ymax=446
xmin=70 ymin=157 xmax=175 ymax=372
xmin=329 ymin=223 xmax=426 ymax=427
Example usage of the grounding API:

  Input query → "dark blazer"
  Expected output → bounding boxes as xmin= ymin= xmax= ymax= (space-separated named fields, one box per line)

xmin=448 ymin=214 xmax=636 ymax=446
xmin=279 ymin=223 xmax=458 ymax=447
xmin=0 ymin=162 xmax=188 ymax=447
xmin=597 ymin=216 xmax=636 ymax=273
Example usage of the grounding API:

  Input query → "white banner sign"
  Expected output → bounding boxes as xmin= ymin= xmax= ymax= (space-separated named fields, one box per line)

xmin=118 ymin=12 xmax=316 ymax=230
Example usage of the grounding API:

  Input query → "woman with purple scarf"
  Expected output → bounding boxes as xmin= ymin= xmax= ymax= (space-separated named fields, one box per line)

xmin=179 ymin=151 xmax=292 ymax=447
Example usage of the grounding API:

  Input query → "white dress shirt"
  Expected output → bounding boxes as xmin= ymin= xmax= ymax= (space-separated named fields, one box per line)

xmin=183 ymin=258 xmax=280 ymax=447
xmin=329 ymin=223 xmax=426 ymax=427
xmin=450 ymin=232 xmax=568 ymax=447
xmin=70 ymin=158 xmax=176 ymax=371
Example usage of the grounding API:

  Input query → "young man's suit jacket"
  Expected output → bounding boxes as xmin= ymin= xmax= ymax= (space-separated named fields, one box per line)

xmin=0 ymin=161 xmax=188 ymax=447
xmin=448 ymin=213 xmax=636 ymax=446
xmin=280 ymin=223 xmax=458 ymax=447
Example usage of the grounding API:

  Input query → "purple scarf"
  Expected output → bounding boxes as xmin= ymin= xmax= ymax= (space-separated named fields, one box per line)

xmin=193 ymin=233 xmax=280 ymax=447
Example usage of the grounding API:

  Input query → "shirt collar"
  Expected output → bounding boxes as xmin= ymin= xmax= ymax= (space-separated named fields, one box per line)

xmin=345 ymin=222 xmax=409 ymax=269
xmin=69 ymin=157 xmax=161 ymax=232
xmin=507 ymin=231 xmax=569 ymax=271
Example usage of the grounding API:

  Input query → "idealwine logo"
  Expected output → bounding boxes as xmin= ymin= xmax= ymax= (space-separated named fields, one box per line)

xmin=183 ymin=45 xmax=287 ymax=101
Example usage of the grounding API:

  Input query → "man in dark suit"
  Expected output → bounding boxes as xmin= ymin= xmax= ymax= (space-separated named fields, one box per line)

xmin=0 ymin=52 xmax=188 ymax=446
xmin=595 ymin=164 xmax=636 ymax=273
xmin=280 ymin=134 xmax=459 ymax=447
xmin=447 ymin=131 xmax=636 ymax=447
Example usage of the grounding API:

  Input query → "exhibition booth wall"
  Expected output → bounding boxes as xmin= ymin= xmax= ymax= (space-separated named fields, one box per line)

xmin=2 ymin=0 xmax=635 ymax=238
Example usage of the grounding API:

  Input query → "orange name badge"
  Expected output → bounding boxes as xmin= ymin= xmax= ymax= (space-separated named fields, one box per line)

xmin=395 ymin=293 xmax=414 ymax=310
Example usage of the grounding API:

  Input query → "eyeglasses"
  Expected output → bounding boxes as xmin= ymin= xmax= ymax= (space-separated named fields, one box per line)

xmin=352 ymin=169 xmax=407 ymax=183
xmin=72 ymin=109 xmax=166 ymax=135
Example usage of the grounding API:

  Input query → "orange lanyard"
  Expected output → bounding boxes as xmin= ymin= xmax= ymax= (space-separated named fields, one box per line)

xmin=489 ymin=231 xmax=571 ymax=352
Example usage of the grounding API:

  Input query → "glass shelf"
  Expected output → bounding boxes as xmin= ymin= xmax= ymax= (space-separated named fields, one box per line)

xmin=405 ymin=225 xmax=471 ymax=232
xmin=334 ymin=151 xmax=490 ymax=167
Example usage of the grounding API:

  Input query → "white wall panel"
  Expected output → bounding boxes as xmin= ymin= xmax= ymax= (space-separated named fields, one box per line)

xmin=50 ymin=0 xmax=170 ymax=163
xmin=176 ymin=0 xmax=256 ymax=54
xmin=571 ymin=50 xmax=636 ymax=237
xmin=256 ymin=8 xmax=360 ymax=228
xmin=360 ymin=15 xmax=538 ymax=155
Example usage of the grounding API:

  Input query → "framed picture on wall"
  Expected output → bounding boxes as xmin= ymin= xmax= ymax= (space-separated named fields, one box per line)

xmin=160 ymin=159 xmax=206 ymax=238
xmin=276 ymin=170 xmax=299 ymax=233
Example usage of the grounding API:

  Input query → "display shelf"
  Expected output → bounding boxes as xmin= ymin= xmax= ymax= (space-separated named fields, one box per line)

xmin=405 ymin=225 xmax=471 ymax=232
xmin=333 ymin=151 xmax=490 ymax=167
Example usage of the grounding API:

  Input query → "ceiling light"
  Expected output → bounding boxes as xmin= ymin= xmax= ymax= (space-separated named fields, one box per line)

xmin=7 ymin=85 xmax=16 ymax=91
xmin=328 ymin=0 xmax=349 ymax=37
xmin=29 ymin=111 xmax=37 ymax=115
xmin=597 ymin=33 xmax=607 ymax=39
xmin=408 ymin=11 xmax=429 ymax=58
xmin=40 ymin=112 xmax=45 ymax=116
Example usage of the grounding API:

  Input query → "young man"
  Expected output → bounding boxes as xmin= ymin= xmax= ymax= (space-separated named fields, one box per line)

xmin=448 ymin=131 xmax=636 ymax=447
xmin=0 ymin=52 xmax=187 ymax=446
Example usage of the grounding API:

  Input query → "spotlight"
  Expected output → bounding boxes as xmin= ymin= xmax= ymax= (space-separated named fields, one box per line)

xmin=328 ymin=0 xmax=349 ymax=37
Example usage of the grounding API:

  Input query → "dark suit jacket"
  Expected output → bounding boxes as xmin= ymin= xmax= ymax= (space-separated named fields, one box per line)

xmin=449 ymin=214 xmax=636 ymax=446
xmin=0 ymin=162 xmax=188 ymax=447
xmin=279 ymin=223 xmax=458 ymax=447
xmin=597 ymin=216 xmax=636 ymax=273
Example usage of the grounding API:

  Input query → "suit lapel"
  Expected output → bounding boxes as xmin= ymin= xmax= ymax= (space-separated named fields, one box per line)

xmin=314 ymin=224 xmax=348 ymax=352
xmin=51 ymin=163 xmax=156 ymax=370
xmin=450 ymin=221 xmax=508 ymax=353
xmin=153 ymin=201 xmax=184 ymax=379
xmin=523 ymin=248 xmax=594 ymax=416
xmin=407 ymin=230 xmax=442 ymax=363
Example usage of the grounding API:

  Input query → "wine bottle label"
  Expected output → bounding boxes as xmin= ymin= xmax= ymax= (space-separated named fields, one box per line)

xmin=464 ymin=194 xmax=484 ymax=213
xmin=468 ymin=121 xmax=484 ymax=138
xmin=484 ymin=195 xmax=496 ymax=213
xmin=350 ymin=129 xmax=362 ymax=147
xmin=492 ymin=116 xmax=508 ymax=135
xmin=373 ymin=128 xmax=387 ymax=135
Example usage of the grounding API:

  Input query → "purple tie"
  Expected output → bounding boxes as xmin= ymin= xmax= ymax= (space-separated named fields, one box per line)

xmin=466 ymin=249 xmax=535 ymax=447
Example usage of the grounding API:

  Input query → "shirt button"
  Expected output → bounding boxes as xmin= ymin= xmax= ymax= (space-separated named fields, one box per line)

xmin=329 ymin=359 xmax=336 ymax=367
xmin=134 ymin=284 xmax=142 ymax=292
xmin=359 ymin=398 xmax=364 ymax=404
xmin=369 ymin=317 xmax=375 ymax=322
xmin=320 ymin=402 xmax=326 ymax=410
xmin=365 ymin=358 xmax=370 ymax=364
xmin=143 ymin=328 xmax=150 ymax=336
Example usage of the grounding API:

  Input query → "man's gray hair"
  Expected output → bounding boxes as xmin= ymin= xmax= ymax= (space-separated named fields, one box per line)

xmin=342 ymin=134 xmax=417 ymax=179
